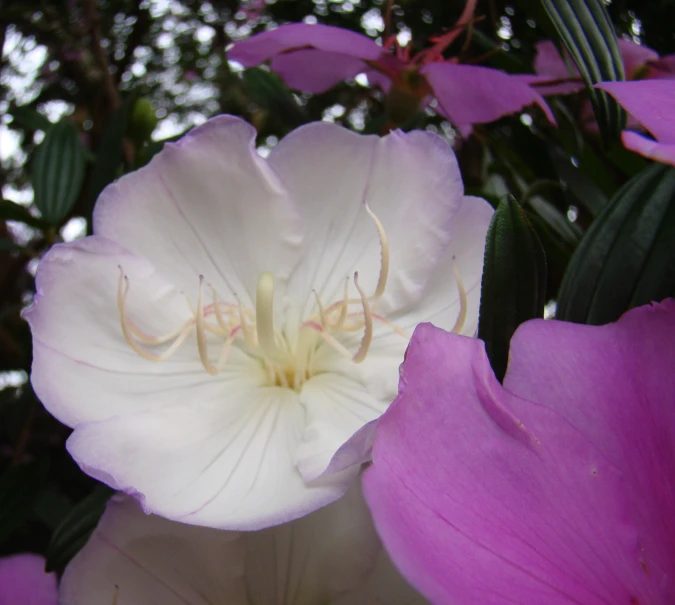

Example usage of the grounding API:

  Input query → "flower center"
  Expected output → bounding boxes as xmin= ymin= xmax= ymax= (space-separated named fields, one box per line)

xmin=117 ymin=204 xmax=468 ymax=391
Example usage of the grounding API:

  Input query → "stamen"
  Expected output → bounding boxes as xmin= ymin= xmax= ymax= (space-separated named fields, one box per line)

xmin=302 ymin=320 xmax=354 ymax=359
xmin=234 ymin=292 xmax=256 ymax=349
xmin=333 ymin=277 xmax=350 ymax=329
xmin=352 ymin=272 xmax=373 ymax=363
xmin=256 ymin=272 xmax=283 ymax=362
xmin=214 ymin=326 xmax=241 ymax=373
xmin=313 ymin=290 xmax=328 ymax=328
xmin=211 ymin=286 xmax=232 ymax=333
xmin=118 ymin=268 xmax=195 ymax=362
xmin=450 ymin=257 xmax=468 ymax=334
xmin=196 ymin=276 xmax=219 ymax=375
xmin=364 ymin=202 xmax=390 ymax=299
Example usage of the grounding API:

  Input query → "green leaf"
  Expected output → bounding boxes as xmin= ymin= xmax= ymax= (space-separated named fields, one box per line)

xmin=478 ymin=196 xmax=547 ymax=382
xmin=540 ymin=0 xmax=626 ymax=143
xmin=526 ymin=194 xmax=582 ymax=247
xmin=243 ymin=68 xmax=307 ymax=128
xmin=548 ymin=146 xmax=608 ymax=216
xmin=32 ymin=489 xmax=73 ymax=531
xmin=0 ymin=460 xmax=49 ymax=546
xmin=557 ymin=163 xmax=675 ymax=325
xmin=45 ymin=484 xmax=114 ymax=572
xmin=0 ymin=199 xmax=50 ymax=229
xmin=31 ymin=119 xmax=87 ymax=224
xmin=8 ymin=105 xmax=53 ymax=132
xmin=0 ymin=237 xmax=23 ymax=252
xmin=85 ymin=95 xmax=137 ymax=227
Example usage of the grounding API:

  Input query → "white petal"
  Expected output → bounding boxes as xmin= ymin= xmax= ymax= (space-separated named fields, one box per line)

xmin=383 ymin=194 xmax=494 ymax=336
xmin=242 ymin=483 xmax=382 ymax=605
xmin=25 ymin=237 xmax=215 ymax=427
xmin=60 ymin=496 xmax=248 ymax=605
xmin=93 ymin=115 xmax=303 ymax=304
xmin=295 ymin=372 xmax=390 ymax=483
xmin=61 ymin=483 xmax=411 ymax=605
xmin=66 ymin=386 xmax=345 ymax=530
xmin=267 ymin=123 xmax=465 ymax=316
xmin=334 ymin=552 xmax=429 ymax=605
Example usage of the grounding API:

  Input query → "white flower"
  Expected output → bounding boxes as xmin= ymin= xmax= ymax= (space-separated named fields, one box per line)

xmin=60 ymin=484 xmax=428 ymax=605
xmin=26 ymin=116 xmax=493 ymax=529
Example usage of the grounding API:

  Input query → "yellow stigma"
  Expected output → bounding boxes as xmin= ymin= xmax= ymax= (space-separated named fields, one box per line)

xmin=117 ymin=203 xmax=469 ymax=389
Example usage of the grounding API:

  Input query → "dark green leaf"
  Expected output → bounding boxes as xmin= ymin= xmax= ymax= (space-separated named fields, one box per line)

xmin=526 ymin=194 xmax=582 ymax=247
xmin=32 ymin=489 xmax=73 ymax=531
xmin=0 ymin=460 xmax=49 ymax=546
xmin=0 ymin=199 xmax=50 ymax=229
xmin=548 ymin=146 xmax=608 ymax=216
xmin=31 ymin=119 xmax=87 ymax=224
xmin=557 ymin=163 xmax=675 ymax=324
xmin=478 ymin=196 xmax=547 ymax=382
xmin=540 ymin=0 xmax=626 ymax=143
xmin=243 ymin=68 xmax=307 ymax=128
xmin=85 ymin=95 xmax=137 ymax=227
xmin=134 ymin=131 xmax=187 ymax=169
xmin=0 ymin=237 xmax=23 ymax=252
xmin=8 ymin=105 xmax=53 ymax=132
xmin=45 ymin=484 xmax=114 ymax=572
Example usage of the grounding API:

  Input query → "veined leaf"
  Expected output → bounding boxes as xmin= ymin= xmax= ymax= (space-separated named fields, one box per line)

xmin=31 ymin=119 xmax=86 ymax=225
xmin=478 ymin=195 xmax=547 ymax=382
xmin=540 ymin=0 xmax=626 ymax=143
xmin=557 ymin=163 xmax=675 ymax=324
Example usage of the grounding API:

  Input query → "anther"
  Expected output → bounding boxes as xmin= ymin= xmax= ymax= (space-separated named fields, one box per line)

xmin=352 ymin=272 xmax=373 ymax=363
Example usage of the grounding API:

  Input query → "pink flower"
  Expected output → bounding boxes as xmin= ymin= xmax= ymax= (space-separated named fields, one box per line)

xmin=0 ymin=554 xmax=57 ymax=605
xmin=229 ymin=16 xmax=554 ymax=134
xmin=361 ymin=300 xmax=675 ymax=604
xmin=596 ymin=79 xmax=675 ymax=166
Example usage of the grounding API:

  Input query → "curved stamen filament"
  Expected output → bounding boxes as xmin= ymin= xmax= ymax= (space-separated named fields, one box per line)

xmin=352 ymin=272 xmax=373 ymax=363
xmin=234 ymin=292 xmax=256 ymax=349
xmin=118 ymin=268 xmax=193 ymax=361
xmin=313 ymin=290 xmax=328 ymax=328
xmin=196 ymin=276 xmax=219 ymax=375
xmin=364 ymin=202 xmax=390 ymax=299
xmin=301 ymin=320 xmax=354 ymax=359
xmin=450 ymin=257 xmax=468 ymax=334
xmin=333 ymin=277 xmax=350 ymax=330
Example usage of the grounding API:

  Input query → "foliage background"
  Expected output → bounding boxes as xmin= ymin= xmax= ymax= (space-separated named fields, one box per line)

xmin=0 ymin=0 xmax=673 ymax=574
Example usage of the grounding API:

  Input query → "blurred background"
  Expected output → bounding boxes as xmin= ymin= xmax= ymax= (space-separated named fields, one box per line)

xmin=0 ymin=0 xmax=673 ymax=574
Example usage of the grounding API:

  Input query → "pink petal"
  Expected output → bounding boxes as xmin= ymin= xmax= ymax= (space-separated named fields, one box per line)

xmin=617 ymin=38 xmax=659 ymax=78
xmin=534 ymin=40 xmax=578 ymax=80
xmin=620 ymin=131 xmax=675 ymax=166
xmin=504 ymin=300 xmax=675 ymax=585
xmin=596 ymin=80 xmax=675 ymax=143
xmin=228 ymin=23 xmax=381 ymax=67
xmin=647 ymin=54 xmax=675 ymax=79
xmin=270 ymin=49 xmax=371 ymax=94
xmin=422 ymin=63 xmax=556 ymax=128
xmin=0 ymin=554 xmax=57 ymax=605
xmin=363 ymin=301 xmax=675 ymax=604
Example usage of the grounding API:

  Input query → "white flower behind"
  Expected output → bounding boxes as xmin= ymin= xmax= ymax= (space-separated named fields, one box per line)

xmin=26 ymin=116 xmax=493 ymax=529
xmin=60 ymin=485 xmax=428 ymax=605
